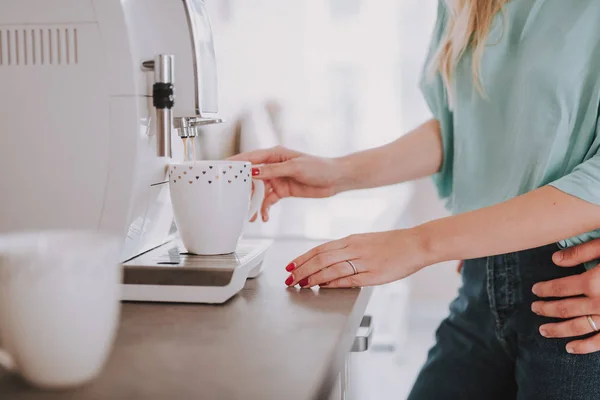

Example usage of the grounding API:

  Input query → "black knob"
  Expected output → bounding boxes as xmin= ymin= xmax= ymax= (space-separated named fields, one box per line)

xmin=153 ymin=83 xmax=174 ymax=109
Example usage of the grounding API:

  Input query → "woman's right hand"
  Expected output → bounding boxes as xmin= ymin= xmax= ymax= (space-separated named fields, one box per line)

xmin=229 ymin=146 xmax=347 ymax=221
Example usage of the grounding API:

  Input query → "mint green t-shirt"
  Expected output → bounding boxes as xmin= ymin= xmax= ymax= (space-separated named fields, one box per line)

xmin=421 ymin=0 xmax=600 ymax=268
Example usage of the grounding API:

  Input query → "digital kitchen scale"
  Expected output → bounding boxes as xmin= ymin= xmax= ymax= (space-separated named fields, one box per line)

xmin=121 ymin=238 xmax=273 ymax=304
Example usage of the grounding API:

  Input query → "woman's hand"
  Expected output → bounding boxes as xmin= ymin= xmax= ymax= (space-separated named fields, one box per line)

xmin=229 ymin=146 xmax=347 ymax=222
xmin=531 ymin=239 xmax=600 ymax=354
xmin=283 ymin=229 xmax=431 ymax=289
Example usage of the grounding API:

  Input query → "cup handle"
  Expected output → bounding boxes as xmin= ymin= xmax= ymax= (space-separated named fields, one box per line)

xmin=0 ymin=348 xmax=16 ymax=372
xmin=248 ymin=179 xmax=265 ymax=220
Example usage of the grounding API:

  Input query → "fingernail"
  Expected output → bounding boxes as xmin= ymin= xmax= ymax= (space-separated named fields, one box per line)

xmin=532 ymin=285 xmax=539 ymax=295
xmin=539 ymin=327 xmax=548 ymax=337
xmin=252 ymin=167 xmax=260 ymax=176
xmin=299 ymin=278 xmax=309 ymax=287
xmin=285 ymin=262 xmax=296 ymax=272
xmin=285 ymin=276 xmax=294 ymax=286
xmin=567 ymin=346 xmax=575 ymax=354
xmin=553 ymin=251 xmax=564 ymax=263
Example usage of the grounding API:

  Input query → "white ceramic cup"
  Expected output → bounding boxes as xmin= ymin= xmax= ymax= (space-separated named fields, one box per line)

xmin=168 ymin=161 xmax=264 ymax=255
xmin=0 ymin=231 xmax=122 ymax=390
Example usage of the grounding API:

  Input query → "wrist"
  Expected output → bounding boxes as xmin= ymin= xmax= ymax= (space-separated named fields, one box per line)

xmin=412 ymin=221 xmax=452 ymax=266
xmin=332 ymin=155 xmax=360 ymax=194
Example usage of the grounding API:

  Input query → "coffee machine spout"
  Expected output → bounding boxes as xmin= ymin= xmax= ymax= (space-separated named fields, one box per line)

xmin=174 ymin=116 xmax=224 ymax=138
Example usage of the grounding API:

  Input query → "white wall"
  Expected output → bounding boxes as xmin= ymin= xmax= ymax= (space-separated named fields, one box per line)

xmin=397 ymin=1 xmax=461 ymax=308
xmin=206 ymin=0 xmax=462 ymax=308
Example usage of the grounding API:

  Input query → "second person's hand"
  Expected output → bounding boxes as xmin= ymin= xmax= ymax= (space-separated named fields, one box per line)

xmin=229 ymin=146 xmax=348 ymax=221
xmin=532 ymin=239 xmax=600 ymax=354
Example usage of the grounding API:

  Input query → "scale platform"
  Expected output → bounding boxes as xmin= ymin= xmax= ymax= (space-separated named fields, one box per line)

xmin=121 ymin=238 xmax=273 ymax=304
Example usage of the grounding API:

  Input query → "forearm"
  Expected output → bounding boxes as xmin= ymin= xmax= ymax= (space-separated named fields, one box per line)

xmin=419 ymin=186 xmax=600 ymax=265
xmin=336 ymin=119 xmax=443 ymax=192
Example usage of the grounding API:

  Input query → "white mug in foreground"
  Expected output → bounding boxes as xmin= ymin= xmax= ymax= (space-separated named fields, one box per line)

xmin=0 ymin=231 xmax=122 ymax=390
xmin=168 ymin=161 xmax=264 ymax=255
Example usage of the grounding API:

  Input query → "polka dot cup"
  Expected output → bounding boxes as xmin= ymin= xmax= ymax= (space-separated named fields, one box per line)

xmin=168 ymin=161 xmax=264 ymax=255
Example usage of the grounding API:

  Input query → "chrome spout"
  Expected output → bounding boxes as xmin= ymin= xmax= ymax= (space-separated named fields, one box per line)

xmin=174 ymin=116 xmax=224 ymax=138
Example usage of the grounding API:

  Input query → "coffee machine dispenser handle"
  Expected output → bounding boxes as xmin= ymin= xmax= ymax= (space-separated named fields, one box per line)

xmin=143 ymin=54 xmax=175 ymax=157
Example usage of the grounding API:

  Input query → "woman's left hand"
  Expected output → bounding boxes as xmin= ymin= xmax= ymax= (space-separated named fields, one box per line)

xmin=284 ymin=229 xmax=429 ymax=289
xmin=531 ymin=239 xmax=600 ymax=354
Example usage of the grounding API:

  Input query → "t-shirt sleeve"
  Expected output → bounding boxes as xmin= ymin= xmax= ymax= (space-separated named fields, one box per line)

xmin=549 ymin=137 xmax=600 ymax=270
xmin=549 ymin=147 xmax=600 ymax=206
xmin=419 ymin=1 xmax=455 ymax=203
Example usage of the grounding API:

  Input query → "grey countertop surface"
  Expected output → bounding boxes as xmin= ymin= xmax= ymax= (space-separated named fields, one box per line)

xmin=0 ymin=239 xmax=373 ymax=400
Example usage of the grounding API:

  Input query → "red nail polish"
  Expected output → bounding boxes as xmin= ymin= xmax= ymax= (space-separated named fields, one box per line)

xmin=252 ymin=167 xmax=260 ymax=176
xmin=285 ymin=262 xmax=296 ymax=272
xmin=299 ymin=278 xmax=309 ymax=287
xmin=285 ymin=276 xmax=294 ymax=286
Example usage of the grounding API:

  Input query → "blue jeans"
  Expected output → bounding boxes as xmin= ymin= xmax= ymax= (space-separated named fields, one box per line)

xmin=408 ymin=244 xmax=600 ymax=400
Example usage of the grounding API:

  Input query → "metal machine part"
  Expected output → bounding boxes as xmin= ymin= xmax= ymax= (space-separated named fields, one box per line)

xmin=173 ymin=0 xmax=225 ymax=140
xmin=122 ymin=238 xmax=272 ymax=304
xmin=143 ymin=54 xmax=175 ymax=157
xmin=174 ymin=115 xmax=224 ymax=138
xmin=182 ymin=0 xmax=219 ymax=118
xmin=142 ymin=52 xmax=224 ymax=151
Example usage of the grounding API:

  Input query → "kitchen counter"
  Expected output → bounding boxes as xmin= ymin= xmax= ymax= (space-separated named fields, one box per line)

xmin=0 ymin=239 xmax=373 ymax=400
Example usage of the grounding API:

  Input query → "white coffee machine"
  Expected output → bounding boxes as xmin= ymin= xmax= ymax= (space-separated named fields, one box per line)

xmin=0 ymin=0 xmax=271 ymax=303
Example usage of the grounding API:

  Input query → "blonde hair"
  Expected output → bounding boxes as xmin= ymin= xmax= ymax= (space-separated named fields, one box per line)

xmin=429 ymin=0 xmax=509 ymax=107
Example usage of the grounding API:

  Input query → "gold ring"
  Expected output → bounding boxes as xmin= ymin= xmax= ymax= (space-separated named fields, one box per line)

xmin=588 ymin=315 xmax=599 ymax=332
xmin=346 ymin=260 xmax=358 ymax=275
